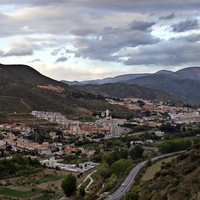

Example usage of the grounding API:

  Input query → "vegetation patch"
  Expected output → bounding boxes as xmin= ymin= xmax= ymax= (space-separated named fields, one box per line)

xmin=139 ymin=143 xmax=200 ymax=200
xmin=34 ymin=196 xmax=55 ymax=200
xmin=141 ymin=156 xmax=177 ymax=182
xmin=0 ymin=187 xmax=42 ymax=198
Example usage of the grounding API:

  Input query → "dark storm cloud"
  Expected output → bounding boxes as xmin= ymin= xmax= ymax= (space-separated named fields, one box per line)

xmin=54 ymin=56 xmax=68 ymax=63
xmin=171 ymin=19 xmax=199 ymax=32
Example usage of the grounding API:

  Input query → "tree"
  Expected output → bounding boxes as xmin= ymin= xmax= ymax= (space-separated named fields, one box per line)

xmin=61 ymin=173 xmax=77 ymax=197
xmin=111 ymin=159 xmax=132 ymax=175
xmin=79 ymin=185 xmax=86 ymax=197
xmin=129 ymin=145 xmax=144 ymax=160
xmin=125 ymin=185 xmax=140 ymax=200
xmin=127 ymin=140 xmax=131 ymax=149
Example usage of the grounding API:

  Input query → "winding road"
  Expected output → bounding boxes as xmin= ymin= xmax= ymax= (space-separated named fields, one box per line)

xmin=105 ymin=151 xmax=184 ymax=200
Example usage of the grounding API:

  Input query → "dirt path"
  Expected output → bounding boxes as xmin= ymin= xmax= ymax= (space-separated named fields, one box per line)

xmin=21 ymin=98 xmax=32 ymax=110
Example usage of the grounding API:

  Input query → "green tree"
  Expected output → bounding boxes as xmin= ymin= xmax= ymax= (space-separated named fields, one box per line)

xmin=129 ymin=145 xmax=144 ymax=160
xmin=61 ymin=173 xmax=77 ymax=197
xmin=159 ymin=138 xmax=192 ymax=153
xmin=99 ymin=167 xmax=112 ymax=179
xmin=125 ymin=185 xmax=140 ymax=200
xmin=111 ymin=159 xmax=132 ymax=175
xmin=127 ymin=140 xmax=131 ymax=148
xmin=79 ymin=185 xmax=86 ymax=197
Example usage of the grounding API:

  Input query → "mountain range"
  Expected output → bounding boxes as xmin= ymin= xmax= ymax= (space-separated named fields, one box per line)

xmin=0 ymin=63 xmax=197 ymax=124
xmin=62 ymin=67 xmax=200 ymax=102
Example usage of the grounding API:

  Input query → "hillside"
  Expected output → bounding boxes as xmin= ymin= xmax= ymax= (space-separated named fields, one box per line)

xmin=62 ymin=66 xmax=200 ymax=102
xmin=139 ymin=143 xmax=200 ymax=200
xmin=127 ymin=73 xmax=200 ymax=101
xmin=75 ymin=82 xmax=191 ymax=105
xmin=0 ymin=64 xmax=136 ymax=120
xmin=175 ymin=66 xmax=200 ymax=80
xmin=61 ymin=73 xmax=149 ymax=85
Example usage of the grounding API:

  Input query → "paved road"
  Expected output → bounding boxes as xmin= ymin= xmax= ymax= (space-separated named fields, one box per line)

xmin=105 ymin=161 xmax=146 ymax=200
xmin=105 ymin=151 xmax=184 ymax=200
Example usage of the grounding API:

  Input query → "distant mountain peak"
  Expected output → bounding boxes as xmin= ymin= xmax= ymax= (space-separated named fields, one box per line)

xmin=155 ymin=70 xmax=174 ymax=75
xmin=175 ymin=66 xmax=200 ymax=80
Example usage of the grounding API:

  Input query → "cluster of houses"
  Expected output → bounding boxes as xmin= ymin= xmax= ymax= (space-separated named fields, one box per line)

xmin=31 ymin=111 xmax=69 ymax=126
xmin=0 ymin=109 xmax=128 ymax=160
xmin=0 ymin=131 xmax=97 ymax=158
xmin=31 ymin=110 xmax=126 ymax=137
xmin=169 ymin=112 xmax=200 ymax=124
xmin=40 ymin=157 xmax=98 ymax=172
xmin=37 ymin=84 xmax=64 ymax=93
xmin=0 ymin=123 xmax=31 ymax=133
xmin=108 ymin=98 xmax=200 ymax=125
xmin=1 ymin=97 xmax=200 ymax=172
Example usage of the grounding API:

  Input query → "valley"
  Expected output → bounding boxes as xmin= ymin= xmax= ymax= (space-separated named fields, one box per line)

xmin=0 ymin=64 xmax=200 ymax=200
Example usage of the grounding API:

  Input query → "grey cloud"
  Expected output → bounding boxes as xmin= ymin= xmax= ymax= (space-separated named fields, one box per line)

xmin=0 ymin=1 xmax=198 ymax=39
xmin=159 ymin=13 xmax=175 ymax=20
xmin=76 ymin=0 xmax=200 ymax=14
xmin=1 ymin=0 xmax=200 ymax=72
xmin=54 ymin=56 xmax=68 ymax=63
xmin=183 ymin=34 xmax=200 ymax=42
xmin=71 ymin=28 xmax=97 ymax=37
xmin=124 ymin=40 xmax=200 ymax=66
xmin=28 ymin=59 xmax=41 ymax=63
xmin=128 ymin=21 xmax=155 ymax=31
xmin=170 ymin=33 xmax=200 ymax=42
xmin=0 ymin=50 xmax=5 ymax=56
xmin=74 ymin=52 xmax=81 ymax=58
xmin=0 ymin=0 xmax=66 ymax=6
xmin=51 ymin=48 xmax=63 ymax=56
xmin=171 ymin=19 xmax=199 ymax=32
xmin=4 ymin=46 xmax=33 ymax=57
xmin=1 ymin=0 xmax=200 ymax=7
xmin=72 ymin=23 xmax=160 ymax=62
xmin=65 ymin=49 xmax=75 ymax=54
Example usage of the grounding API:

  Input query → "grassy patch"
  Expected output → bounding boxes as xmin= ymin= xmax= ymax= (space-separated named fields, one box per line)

xmin=36 ymin=175 xmax=60 ymax=184
xmin=34 ymin=195 xmax=55 ymax=200
xmin=141 ymin=156 xmax=177 ymax=182
xmin=0 ymin=187 xmax=42 ymax=198
xmin=24 ymin=174 xmax=60 ymax=185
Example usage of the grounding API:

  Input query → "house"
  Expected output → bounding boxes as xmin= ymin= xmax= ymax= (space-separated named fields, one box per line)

xmin=130 ymin=141 xmax=143 ymax=145
xmin=41 ymin=149 xmax=52 ymax=157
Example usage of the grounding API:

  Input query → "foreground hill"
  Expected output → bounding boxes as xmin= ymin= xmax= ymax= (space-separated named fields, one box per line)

xmin=139 ymin=143 xmax=200 ymax=200
xmin=0 ymin=64 xmax=136 ymax=120
xmin=75 ymin=83 xmax=192 ymax=105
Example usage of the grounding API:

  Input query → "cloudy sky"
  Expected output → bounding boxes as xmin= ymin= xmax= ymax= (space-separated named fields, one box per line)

xmin=0 ymin=0 xmax=200 ymax=81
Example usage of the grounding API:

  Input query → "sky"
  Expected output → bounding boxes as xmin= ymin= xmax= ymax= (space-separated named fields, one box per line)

xmin=0 ymin=0 xmax=200 ymax=81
